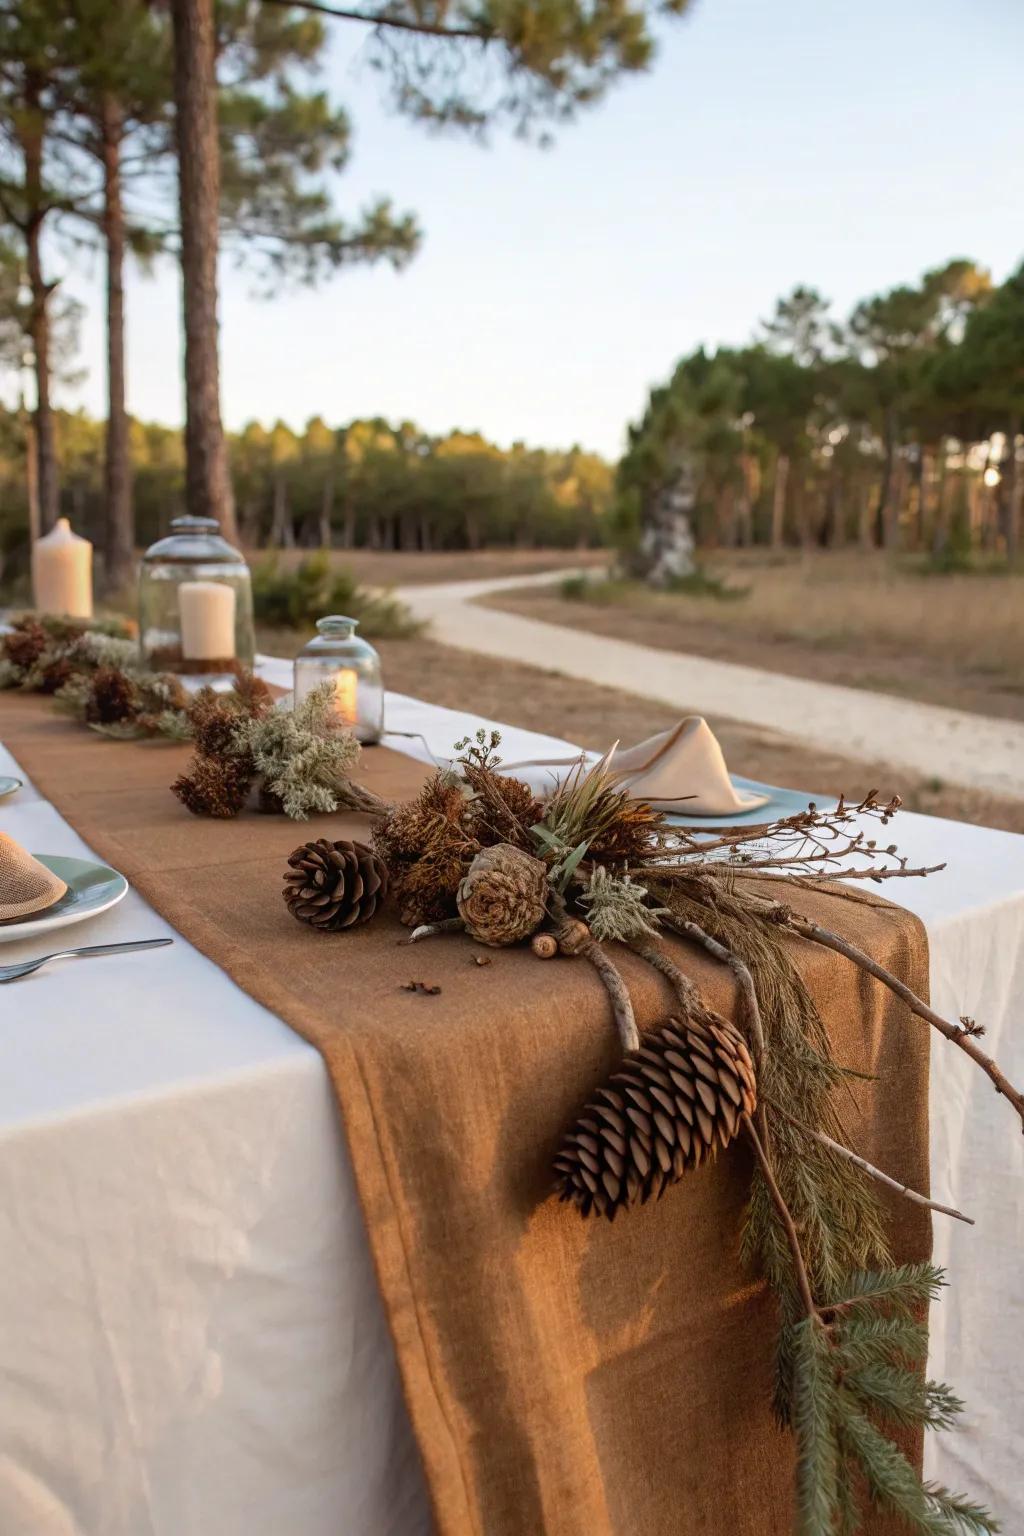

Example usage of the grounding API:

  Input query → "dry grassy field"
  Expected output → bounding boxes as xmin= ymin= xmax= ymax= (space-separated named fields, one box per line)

xmin=487 ymin=549 xmax=1024 ymax=722
xmin=253 ymin=546 xmax=604 ymax=588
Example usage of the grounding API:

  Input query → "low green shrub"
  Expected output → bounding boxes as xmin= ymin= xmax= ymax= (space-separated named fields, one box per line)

xmin=252 ymin=554 xmax=421 ymax=639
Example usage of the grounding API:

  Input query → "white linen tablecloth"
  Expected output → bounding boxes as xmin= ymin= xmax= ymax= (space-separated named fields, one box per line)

xmin=1 ymin=671 xmax=1022 ymax=1536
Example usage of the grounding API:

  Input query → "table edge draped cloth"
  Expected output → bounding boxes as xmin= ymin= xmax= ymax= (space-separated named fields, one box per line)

xmin=0 ymin=694 xmax=932 ymax=1536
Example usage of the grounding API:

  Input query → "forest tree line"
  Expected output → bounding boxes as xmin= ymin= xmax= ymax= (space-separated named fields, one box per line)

xmin=0 ymin=405 xmax=611 ymax=574
xmin=618 ymin=259 xmax=1024 ymax=563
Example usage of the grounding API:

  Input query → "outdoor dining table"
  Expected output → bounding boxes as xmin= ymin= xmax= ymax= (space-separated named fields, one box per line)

xmin=1 ymin=659 xmax=1022 ymax=1536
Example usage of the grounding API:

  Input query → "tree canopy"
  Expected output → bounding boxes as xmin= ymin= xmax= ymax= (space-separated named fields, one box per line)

xmin=618 ymin=257 xmax=1024 ymax=563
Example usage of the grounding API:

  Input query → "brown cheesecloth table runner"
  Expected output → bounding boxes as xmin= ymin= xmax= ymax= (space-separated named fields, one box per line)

xmin=1 ymin=693 xmax=931 ymax=1536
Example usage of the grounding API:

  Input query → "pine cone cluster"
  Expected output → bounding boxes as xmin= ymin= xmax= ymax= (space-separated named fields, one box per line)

xmin=284 ymin=838 xmax=389 ymax=932
xmin=554 ymin=1013 xmax=757 ymax=1219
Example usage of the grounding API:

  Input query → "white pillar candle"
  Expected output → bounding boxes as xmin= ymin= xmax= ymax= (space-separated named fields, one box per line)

xmin=178 ymin=581 xmax=236 ymax=661
xmin=31 ymin=518 xmax=93 ymax=618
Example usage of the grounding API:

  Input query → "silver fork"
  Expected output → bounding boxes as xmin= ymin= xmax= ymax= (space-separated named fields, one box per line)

xmin=0 ymin=937 xmax=173 ymax=983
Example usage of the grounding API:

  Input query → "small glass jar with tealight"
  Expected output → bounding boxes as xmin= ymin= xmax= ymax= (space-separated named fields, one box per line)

xmin=293 ymin=615 xmax=384 ymax=744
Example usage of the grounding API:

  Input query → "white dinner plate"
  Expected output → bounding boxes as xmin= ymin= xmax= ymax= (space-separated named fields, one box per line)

xmin=0 ymin=854 xmax=128 ymax=943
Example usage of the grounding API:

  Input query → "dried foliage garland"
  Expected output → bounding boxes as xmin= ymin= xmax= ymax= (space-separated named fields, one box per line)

xmin=172 ymin=679 xmax=390 ymax=820
xmin=355 ymin=730 xmax=1017 ymax=1535
xmin=0 ymin=613 xmax=192 ymax=739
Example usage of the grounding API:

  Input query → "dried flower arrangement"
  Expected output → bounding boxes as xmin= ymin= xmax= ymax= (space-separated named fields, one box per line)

xmin=0 ymin=613 xmax=192 ymax=739
xmin=171 ymin=679 xmax=390 ymax=820
xmin=282 ymin=727 xmax=1021 ymax=1535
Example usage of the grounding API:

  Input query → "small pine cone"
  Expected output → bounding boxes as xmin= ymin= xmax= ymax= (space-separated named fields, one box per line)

xmin=456 ymin=842 xmax=548 ymax=947
xmin=553 ymin=1013 xmax=757 ymax=1219
xmin=284 ymin=838 xmax=389 ymax=932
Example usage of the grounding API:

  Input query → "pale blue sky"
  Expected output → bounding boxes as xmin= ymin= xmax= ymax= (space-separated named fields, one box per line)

xmin=59 ymin=0 xmax=1023 ymax=458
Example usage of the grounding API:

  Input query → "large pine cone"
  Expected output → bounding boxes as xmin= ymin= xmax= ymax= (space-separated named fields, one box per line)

xmin=283 ymin=838 xmax=389 ymax=932
xmin=456 ymin=842 xmax=548 ymax=947
xmin=553 ymin=1013 xmax=757 ymax=1219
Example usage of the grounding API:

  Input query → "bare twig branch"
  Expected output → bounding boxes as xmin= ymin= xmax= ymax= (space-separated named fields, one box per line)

xmin=815 ymin=1127 xmax=973 ymax=1225
xmin=780 ymin=908 xmax=1024 ymax=1134
xmin=261 ymin=0 xmax=494 ymax=41
xmin=769 ymin=1103 xmax=974 ymax=1224
xmin=580 ymin=939 xmax=638 ymax=1053
xmin=660 ymin=915 xmax=766 ymax=1066
xmin=743 ymin=1114 xmax=819 ymax=1321
xmin=549 ymin=891 xmax=638 ymax=1052
xmin=628 ymin=939 xmax=698 ymax=1009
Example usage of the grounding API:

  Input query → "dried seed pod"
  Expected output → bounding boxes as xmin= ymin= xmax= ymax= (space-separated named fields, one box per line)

xmin=556 ymin=917 xmax=591 ymax=956
xmin=531 ymin=932 xmax=558 ymax=959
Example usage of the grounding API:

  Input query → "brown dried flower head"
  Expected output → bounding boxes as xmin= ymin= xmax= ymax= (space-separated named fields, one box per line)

xmin=457 ymin=842 xmax=548 ymax=947
xmin=172 ymin=755 xmax=253 ymax=818
xmin=3 ymin=620 xmax=49 ymax=672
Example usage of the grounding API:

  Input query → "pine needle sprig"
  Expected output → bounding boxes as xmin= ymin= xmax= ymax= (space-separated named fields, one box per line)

xmin=823 ymin=1262 xmax=947 ymax=1322
xmin=791 ymin=1319 xmax=842 ymax=1536
xmin=922 ymin=1484 xmax=1002 ymax=1536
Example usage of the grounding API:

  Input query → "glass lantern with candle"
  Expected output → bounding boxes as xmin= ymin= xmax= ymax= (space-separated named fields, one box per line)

xmin=138 ymin=516 xmax=255 ymax=679
xmin=293 ymin=616 xmax=384 ymax=744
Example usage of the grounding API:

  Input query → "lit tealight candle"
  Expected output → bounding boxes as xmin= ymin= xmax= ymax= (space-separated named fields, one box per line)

xmin=333 ymin=669 xmax=358 ymax=728
xmin=178 ymin=581 xmax=236 ymax=663
xmin=32 ymin=518 xmax=93 ymax=618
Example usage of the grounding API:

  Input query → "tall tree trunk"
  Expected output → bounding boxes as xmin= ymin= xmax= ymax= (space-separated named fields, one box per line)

xmin=22 ymin=89 xmax=58 ymax=535
xmin=270 ymin=472 xmax=293 ymax=546
xmin=318 ymin=471 xmax=334 ymax=547
xmin=877 ymin=407 xmax=899 ymax=549
xmin=1005 ymin=413 xmax=1020 ymax=562
xmin=931 ymin=443 xmax=950 ymax=557
xmin=22 ymin=397 xmax=41 ymax=544
xmin=770 ymin=452 xmax=789 ymax=546
xmin=858 ymin=478 xmax=873 ymax=550
xmin=100 ymin=96 xmax=134 ymax=590
xmin=171 ymin=0 xmax=236 ymax=540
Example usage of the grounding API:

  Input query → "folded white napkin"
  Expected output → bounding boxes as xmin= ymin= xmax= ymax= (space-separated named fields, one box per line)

xmin=500 ymin=717 xmax=770 ymax=817
xmin=0 ymin=831 xmax=67 ymax=921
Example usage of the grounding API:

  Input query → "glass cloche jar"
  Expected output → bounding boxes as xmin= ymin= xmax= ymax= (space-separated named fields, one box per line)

xmin=138 ymin=516 xmax=255 ymax=678
xmin=293 ymin=616 xmax=384 ymax=744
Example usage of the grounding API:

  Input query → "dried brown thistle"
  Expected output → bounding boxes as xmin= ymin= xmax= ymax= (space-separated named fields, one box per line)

xmin=3 ymin=619 xmax=49 ymax=672
xmin=373 ymin=772 xmax=480 ymax=925
xmin=172 ymin=754 xmax=254 ymax=818
xmin=84 ymin=667 xmax=139 ymax=726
